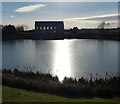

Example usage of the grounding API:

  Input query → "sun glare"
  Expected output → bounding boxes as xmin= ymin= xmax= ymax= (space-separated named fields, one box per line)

xmin=52 ymin=40 xmax=72 ymax=82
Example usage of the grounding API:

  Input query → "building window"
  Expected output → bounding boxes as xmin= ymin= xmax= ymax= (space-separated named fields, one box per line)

xmin=50 ymin=27 xmax=53 ymax=30
xmin=40 ymin=27 xmax=42 ymax=30
xmin=47 ymin=27 xmax=49 ymax=30
xmin=43 ymin=27 xmax=46 ymax=30
xmin=54 ymin=31 xmax=56 ymax=33
xmin=36 ymin=27 xmax=39 ymax=29
xmin=54 ymin=27 xmax=56 ymax=29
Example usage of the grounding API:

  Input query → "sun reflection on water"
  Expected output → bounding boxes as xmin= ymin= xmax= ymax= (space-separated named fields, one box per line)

xmin=52 ymin=40 xmax=72 ymax=82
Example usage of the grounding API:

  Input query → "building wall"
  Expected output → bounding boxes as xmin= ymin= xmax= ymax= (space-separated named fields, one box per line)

xmin=34 ymin=21 xmax=64 ymax=39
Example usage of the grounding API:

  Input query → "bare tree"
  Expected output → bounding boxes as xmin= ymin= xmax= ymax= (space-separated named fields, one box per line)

xmin=97 ymin=21 xmax=111 ymax=29
xmin=105 ymin=22 xmax=111 ymax=28
xmin=97 ymin=21 xmax=106 ymax=29
xmin=22 ymin=25 xmax=29 ymax=31
xmin=16 ymin=25 xmax=24 ymax=31
xmin=16 ymin=25 xmax=29 ymax=31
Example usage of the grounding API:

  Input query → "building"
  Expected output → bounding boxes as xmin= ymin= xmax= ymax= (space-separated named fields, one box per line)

xmin=33 ymin=21 xmax=64 ymax=39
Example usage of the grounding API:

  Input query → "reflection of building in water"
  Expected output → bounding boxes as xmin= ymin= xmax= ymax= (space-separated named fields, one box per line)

xmin=33 ymin=21 xmax=64 ymax=39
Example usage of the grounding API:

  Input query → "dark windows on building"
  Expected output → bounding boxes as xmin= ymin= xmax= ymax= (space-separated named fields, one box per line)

xmin=36 ymin=26 xmax=58 ymax=31
xmin=40 ymin=27 xmax=42 ymax=30
xmin=35 ymin=21 xmax=64 ymax=34
xmin=34 ymin=21 xmax=64 ymax=39
xmin=47 ymin=27 xmax=49 ymax=30
xmin=43 ymin=27 xmax=46 ymax=30
xmin=36 ymin=27 xmax=39 ymax=30
xmin=50 ymin=27 xmax=53 ymax=30
xmin=36 ymin=26 xmax=57 ymax=30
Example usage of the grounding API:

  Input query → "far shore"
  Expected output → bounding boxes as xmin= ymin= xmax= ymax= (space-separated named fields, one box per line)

xmin=2 ymin=26 xmax=120 ymax=41
xmin=2 ymin=35 xmax=120 ymax=41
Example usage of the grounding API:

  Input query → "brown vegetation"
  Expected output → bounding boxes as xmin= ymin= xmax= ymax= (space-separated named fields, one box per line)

xmin=2 ymin=69 xmax=120 ymax=98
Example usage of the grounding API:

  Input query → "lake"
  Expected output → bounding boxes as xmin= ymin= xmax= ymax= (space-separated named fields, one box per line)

xmin=2 ymin=39 xmax=118 ymax=81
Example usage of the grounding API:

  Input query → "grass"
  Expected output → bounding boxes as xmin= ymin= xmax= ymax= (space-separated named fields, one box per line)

xmin=2 ymin=86 xmax=120 ymax=103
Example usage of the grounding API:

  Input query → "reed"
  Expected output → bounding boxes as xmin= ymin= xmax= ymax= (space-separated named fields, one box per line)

xmin=2 ymin=69 xmax=120 ymax=98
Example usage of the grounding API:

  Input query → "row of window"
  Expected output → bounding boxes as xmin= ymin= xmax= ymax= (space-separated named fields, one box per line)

xmin=36 ymin=26 xmax=56 ymax=30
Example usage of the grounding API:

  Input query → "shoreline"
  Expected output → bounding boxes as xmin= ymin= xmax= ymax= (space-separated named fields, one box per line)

xmin=2 ymin=69 xmax=120 ymax=98
xmin=2 ymin=38 xmax=120 ymax=41
xmin=2 ymin=28 xmax=120 ymax=41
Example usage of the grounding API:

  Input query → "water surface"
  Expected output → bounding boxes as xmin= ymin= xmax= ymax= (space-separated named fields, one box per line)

xmin=2 ymin=39 xmax=118 ymax=81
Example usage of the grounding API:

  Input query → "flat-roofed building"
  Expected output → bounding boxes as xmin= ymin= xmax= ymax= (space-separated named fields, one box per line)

xmin=33 ymin=21 xmax=64 ymax=39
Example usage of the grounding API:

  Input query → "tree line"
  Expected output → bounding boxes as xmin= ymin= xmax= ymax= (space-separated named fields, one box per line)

xmin=2 ymin=24 xmax=33 ymax=40
xmin=2 ymin=23 xmax=120 ymax=40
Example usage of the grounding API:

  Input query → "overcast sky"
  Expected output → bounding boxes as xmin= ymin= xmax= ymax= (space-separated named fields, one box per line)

xmin=2 ymin=2 xmax=118 ymax=29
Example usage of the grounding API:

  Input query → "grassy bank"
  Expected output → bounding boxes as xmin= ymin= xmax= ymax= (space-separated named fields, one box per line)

xmin=2 ymin=69 xmax=120 ymax=98
xmin=2 ymin=86 xmax=120 ymax=103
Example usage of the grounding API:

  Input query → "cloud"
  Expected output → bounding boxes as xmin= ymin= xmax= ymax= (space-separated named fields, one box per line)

xmin=64 ymin=14 xmax=118 ymax=29
xmin=10 ymin=15 xmax=15 ymax=18
xmin=15 ymin=4 xmax=45 ymax=13
xmin=64 ymin=13 xmax=118 ymax=21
